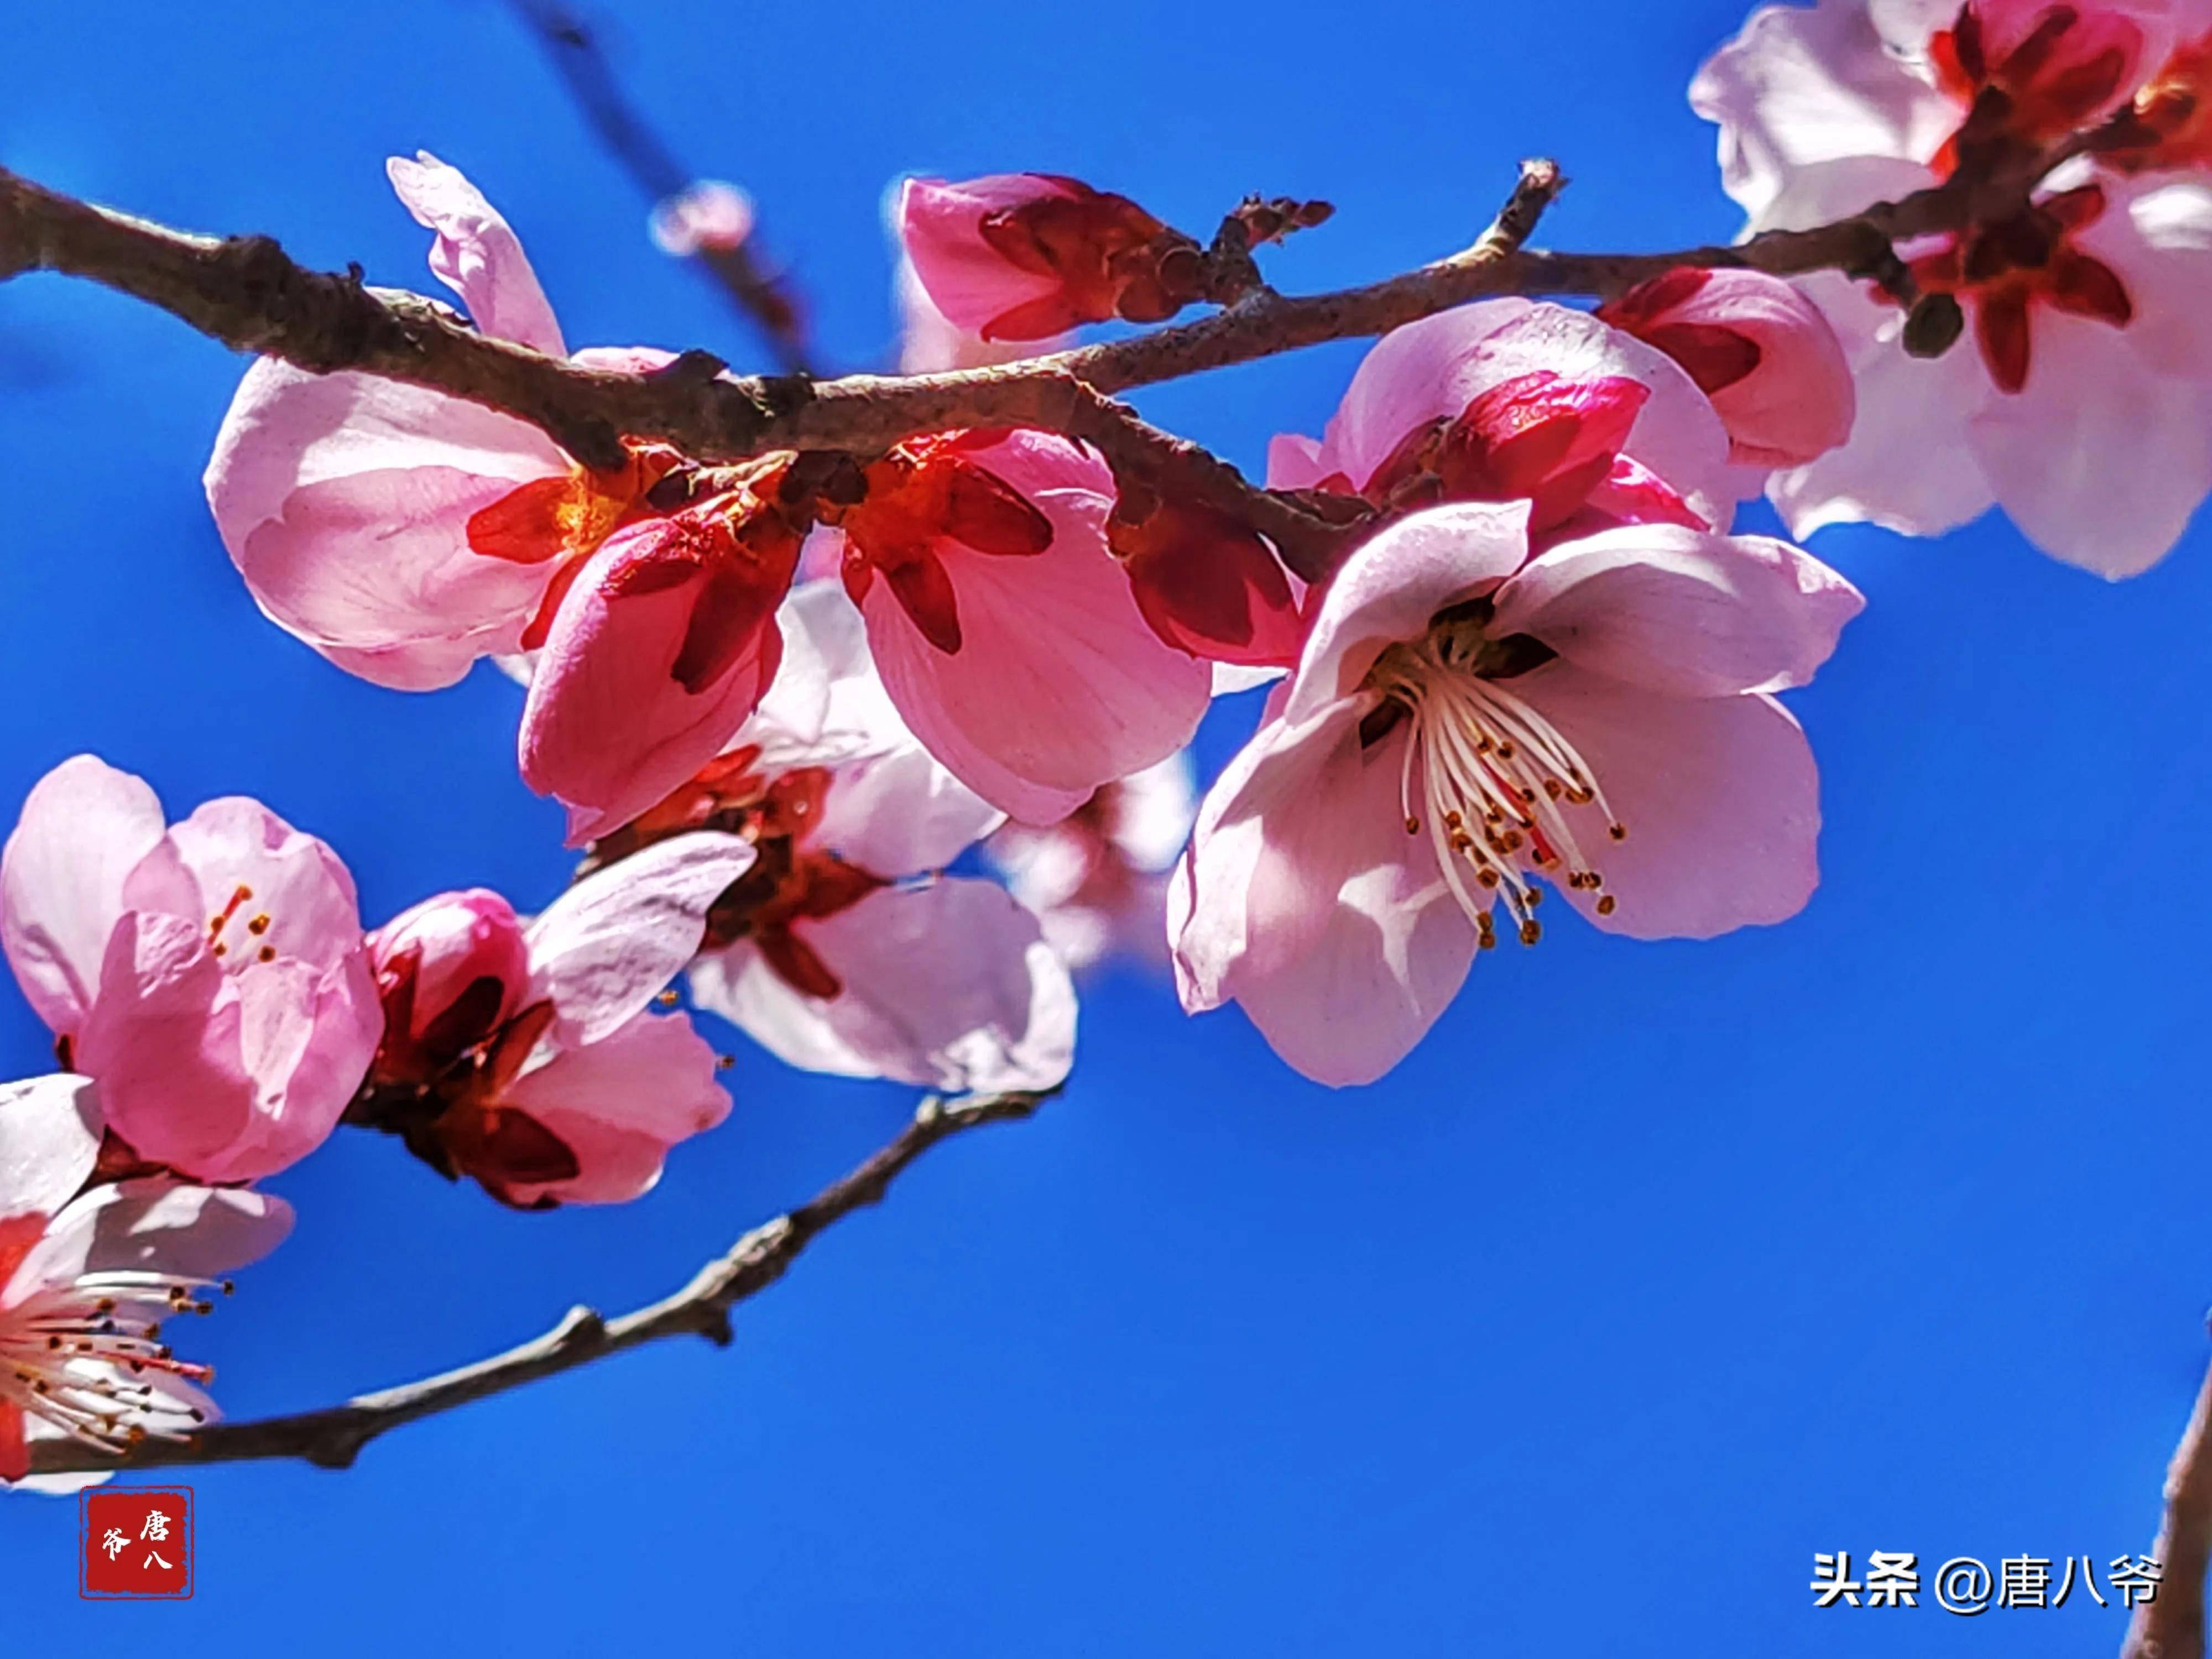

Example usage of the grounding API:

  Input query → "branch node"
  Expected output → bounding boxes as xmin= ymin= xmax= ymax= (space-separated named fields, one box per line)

xmin=551 ymin=1304 xmax=609 ymax=1351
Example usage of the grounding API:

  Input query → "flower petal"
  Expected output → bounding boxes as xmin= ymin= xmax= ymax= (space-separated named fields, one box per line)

xmin=524 ymin=830 xmax=755 ymax=1048
xmin=498 ymin=1010 xmax=731 ymax=1207
xmin=1171 ymin=700 xmax=1477 ymax=1086
xmin=1521 ymin=664 xmax=1825 ymax=938
xmin=7 ymin=1180 xmax=293 ymax=1292
xmin=1767 ymin=267 xmax=1999 ymax=540
xmin=2 ymin=755 xmax=166 ymax=1035
xmin=204 ymin=359 xmax=568 ymax=689
xmin=0 ymin=1074 xmax=101 ymax=1224
xmin=387 ymin=151 xmax=566 ymax=356
xmin=1285 ymin=501 xmax=1532 ymax=726
xmin=1964 ymin=307 xmax=2212 ymax=577
xmin=690 ymin=877 xmax=1077 ymax=1094
xmin=1489 ymin=523 xmax=1864 ymax=697
xmin=1689 ymin=0 xmax=1959 ymax=223
xmin=854 ymin=434 xmax=1211 ymax=825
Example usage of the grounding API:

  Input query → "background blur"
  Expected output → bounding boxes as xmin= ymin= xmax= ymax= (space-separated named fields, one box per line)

xmin=3 ymin=2 xmax=2208 ymax=1652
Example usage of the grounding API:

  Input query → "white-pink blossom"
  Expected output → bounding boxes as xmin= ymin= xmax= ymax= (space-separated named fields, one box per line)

xmin=1 ymin=757 xmax=380 ymax=1182
xmin=1 ymin=1072 xmax=291 ymax=1484
xmin=1692 ymin=0 xmax=2212 ymax=575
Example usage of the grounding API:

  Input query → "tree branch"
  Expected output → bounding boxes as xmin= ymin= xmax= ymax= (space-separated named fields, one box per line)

xmin=2124 ymin=1343 xmax=2212 ymax=1659
xmin=0 ymin=154 xmax=1956 ymax=470
xmin=25 ymin=1089 xmax=1052 ymax=1475
xmin=505 ymin=0 xmax=816 ymax=374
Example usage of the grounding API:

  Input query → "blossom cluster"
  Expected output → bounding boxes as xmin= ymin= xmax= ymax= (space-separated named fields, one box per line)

xmin=8 ymin=0 xmax=2204 ymax=1480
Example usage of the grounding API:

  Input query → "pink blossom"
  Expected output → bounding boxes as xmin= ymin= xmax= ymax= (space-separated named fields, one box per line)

xmin=1168 ymin=503 xmax=1862 ymax=1085
xmin=649 ymin=180 xmax=756 ymax=256
xmin=1596 ymin=267 xmax=1858 ymax=468
xmin=822 ymin=429 xmax=1212 ymax=825
xmin=205 ymin=152 xmax=677 ymax=689
xmin=987 ymin=750 xmax=1198 ymax=972
xmin=675 ymin=582 xmax=1077 ymax=1094
xmin=1 ymin=1071 xmax=291 ymax=1484
xmin=1 ymin=757 xmax=380 ymax=1182
xmin=897 ymin=174 xmax=1193 ymax=342
xmin=518 ymin=470 xmax=806 ymax=846
xmin=1266 ymin=300 xmax=1737 ymax=539
xmin=1692 ymin=0 xmax=2212 ymax=575
xmin=362 ymin=832 xmax=755 ymax=1207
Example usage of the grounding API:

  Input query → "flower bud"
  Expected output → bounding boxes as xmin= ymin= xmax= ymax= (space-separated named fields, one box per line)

xmin=369 ymin=889 xmax=531 ymax=1082
xmin=897 ymin=174 xmax=1199 ymax=342
xmin=1599 ymin=267 xmax=1856 ymax=469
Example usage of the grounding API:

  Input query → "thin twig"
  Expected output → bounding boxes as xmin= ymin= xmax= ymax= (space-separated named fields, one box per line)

xmin=25 ymin=1089 xmax=1051 ymax=1475
xmin=505 ymin=0 xmax=815 ymax=374
xmin=2124 ymin=1345 xmax=2212 ymax=1659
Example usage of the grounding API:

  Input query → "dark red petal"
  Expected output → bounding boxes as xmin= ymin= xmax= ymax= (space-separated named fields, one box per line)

xmin=1974 ymin=288 xmax=2034 ymax=393
xmin=886 ymin=548 xmax=964 ymax=654
xmin=1114 ymin=502 xmax=1305 ymax=666
xmin=758 ymin=925 xmax=844 ymax=1000
xmin=519 ymin=553 xmax=591 ymax=652
xmin=1595 ymin=265 xmax=1713 ymax=332
xmin=2042 ymin=182 xmax=2109 ymax=231
xmin=466 ymin=475 xmax=576 ymax=563
xmin=788 ymin=855 xmax=891 ymax=921
xmin=944 ymin=462 xmax=1053 ymax=555
xmin=671 ymin=563 xmax=781 ymax=694
xmin=1639 ymin=321 xmax=1765 ymax=395
xmin=2045 ymin=249 xmax=2133 ymax=325
xmin=979 ymin=291 xmax=1091 ymax=341
xmin=450 ymin=1107 xmax=582 ymax=1193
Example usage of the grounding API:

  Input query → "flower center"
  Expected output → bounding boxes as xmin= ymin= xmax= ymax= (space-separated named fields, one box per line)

xmin=1368 ymin=615 xmax=1623 ymax=949
xmin=1 ymin=1271 xmax=227 ymax=1458
xmin=1897 ymin=183 xmax=2130 ymax=392
xmin=206 ymin=883 xmax=278 ymax=967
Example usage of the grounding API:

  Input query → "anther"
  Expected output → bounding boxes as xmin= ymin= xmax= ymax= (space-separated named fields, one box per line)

xmin=246 ymin=914 xmax=271 ymax=935
xmin=1519 ymin=920 xmax=1542 ymax=946
xmin=257 ymin=946 xmax=275 ymax=963
xmin=655 ymin=988 xmax=681 ymax=1008
xmin=1404 ymin=815 xmax=1420 ymax=834
xmin=1596 ymin=895 xmax=1618 ymax=916
xmin=1608 ymin=823 xmax=1627 ymax=842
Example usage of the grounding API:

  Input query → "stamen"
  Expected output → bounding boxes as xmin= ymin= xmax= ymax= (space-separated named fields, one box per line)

xmin=1368 ymin=626 xmax=1628 ymax=941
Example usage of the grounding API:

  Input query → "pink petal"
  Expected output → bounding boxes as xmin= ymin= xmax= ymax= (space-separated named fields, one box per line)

xmin=126 ymin=796 xmax=367 ymax=973
xmin=1520 ymin=663 xmax=1824 ymax=939
xmin=1170 ymin=700 xmax=1477 ymax=1086
xmin=1310 ymin=300 xmax=1536 ymax=487
xmin=1264 ymin=432 xmax=1334 ymax=491
xmin=72 ymin=912 xmax=258 ymax=1176
xmin=896 ymin=175 xmax=1070 ymax=336
xmin=2 ymin=755 xmax=167 ymax=1035
xmin=220 ymin=952 xmax=382 ymax=1182
xmin=854 ymin=434 xmax=1211 ymax=825
xmin=1689 ymin=0 xmax=1960 ymax=223
xmin=1284 ymin=501 xmax=1532 ymax=726
xmin=0 ymin=1074 xmax=102 ymax=1224
xmin=2100 ymin=178 xmax=2212 ymax=383
xmin=815 ymin=744 xmax=1006 ymax=877
xmin=1604 ymin=269 xmax=1858 ymax=467
xmin=205 ymin=360 xmax=568 ymax=690
xmin=387 ymin=151 xmax=566 ymax=355
xmin=1489 ymin=524 xmax=1864 ymax=697
xmin=690 ymin=877 xmax=1077 ymax=1093
xmin=519 ymin=520 xmax=789 ymax=846
xmin=498 ymin=1010 xmax=731 ymax=1207
xmin=1767 ymin=265 xmax=1999 ymax=540
xmin=524 ymin=830 xmax=756 ymax=1047
xmin=1964 ymin=307 xmax=2212 ymax=577
xmin=7 ymin=1180 xmax=293 ymax=1293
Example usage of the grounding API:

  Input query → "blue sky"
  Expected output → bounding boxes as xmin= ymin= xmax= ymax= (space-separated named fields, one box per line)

xmin=3 ymin=1 xmax=2208 ymax=1652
